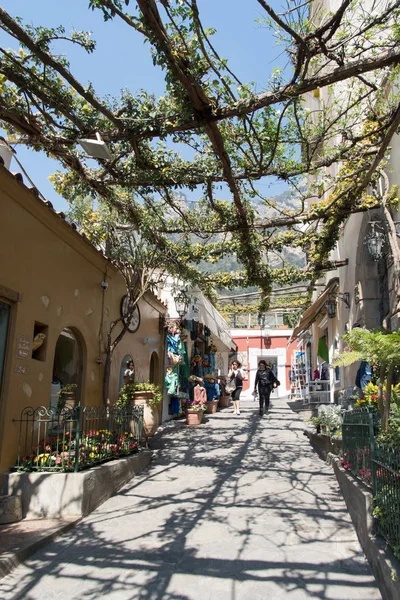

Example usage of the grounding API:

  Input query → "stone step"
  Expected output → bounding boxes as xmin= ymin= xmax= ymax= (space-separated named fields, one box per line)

xmin=0 ymin=496 xmax=22 ymax=525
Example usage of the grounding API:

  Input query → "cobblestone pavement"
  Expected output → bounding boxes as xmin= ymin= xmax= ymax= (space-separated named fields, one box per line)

xmin=0 ymin=398 xmax=380 ymax=599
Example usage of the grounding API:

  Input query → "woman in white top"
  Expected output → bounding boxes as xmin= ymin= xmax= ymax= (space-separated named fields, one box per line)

xmin=227 ymin=360 xmax=244 ymax=415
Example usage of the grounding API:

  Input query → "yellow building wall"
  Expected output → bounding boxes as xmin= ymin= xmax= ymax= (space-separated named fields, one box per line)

xmin=0 ymin=167 xmax=166 ymax=476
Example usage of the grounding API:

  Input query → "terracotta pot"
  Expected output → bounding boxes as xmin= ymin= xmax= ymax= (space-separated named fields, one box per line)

xmin=186 ymin=409 xmax=203 ymax=426
xmin=132 ymin=391 xmax=160 ymax=437
xmin=206 ymin=400 xmax=218 ymax=414
xmin=60 ymin=392 xmax=75 ymax=411
xmin=218 ymin=395 xmax=231 ymax=408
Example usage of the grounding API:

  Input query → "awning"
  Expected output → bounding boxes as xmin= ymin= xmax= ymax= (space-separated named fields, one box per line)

xmin=188 ymin=290 xmax=234 ymax=352
xmin=291 ymin=279 xmax=338 ymax=340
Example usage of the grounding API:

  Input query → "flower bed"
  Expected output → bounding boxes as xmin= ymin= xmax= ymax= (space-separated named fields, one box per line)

xmin=13 ymin=405 xmax=144 ymax=473
xmin=16 ymin=429 xmax=139 ymax=472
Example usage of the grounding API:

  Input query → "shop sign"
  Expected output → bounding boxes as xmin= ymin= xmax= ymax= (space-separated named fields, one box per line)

xmin=16 ymin=335 xmax=30 ymax=359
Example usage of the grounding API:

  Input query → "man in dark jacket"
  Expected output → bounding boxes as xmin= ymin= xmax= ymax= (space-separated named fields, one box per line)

xmin=254 ymin=360 xmax=279 ymax=416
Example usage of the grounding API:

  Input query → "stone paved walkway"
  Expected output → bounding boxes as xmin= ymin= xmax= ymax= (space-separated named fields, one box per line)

xmin=0 ymin=398 xmax=380 ymax=599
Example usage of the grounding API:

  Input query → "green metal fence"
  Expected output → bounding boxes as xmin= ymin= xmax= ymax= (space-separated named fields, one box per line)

xmin=342 ymin=408 xmax=400 ymax=557
xmin=13 ymin=404 xmax=144 ymax=473
xmin=342 ymin=408 xmax=379 ymax=487
xmin=372 ymin=444 xmax=400 ymax=557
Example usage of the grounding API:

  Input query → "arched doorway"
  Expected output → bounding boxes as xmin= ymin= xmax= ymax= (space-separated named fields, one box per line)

xmin=149 ymin=351 xmax=159 ymax=385
xmin=51 ymin=327 xmax=84 ymax=408
xmin=119 ymin=354 xmax=134 ymax=392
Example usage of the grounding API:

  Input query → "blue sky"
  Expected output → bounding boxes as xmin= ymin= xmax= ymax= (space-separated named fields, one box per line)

xmin=1 ymin=0 xmax=289 ymax=211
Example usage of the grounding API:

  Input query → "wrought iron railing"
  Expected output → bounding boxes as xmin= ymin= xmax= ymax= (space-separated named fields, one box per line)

xmin=342 ymin=408 xmax=400 ymax=556
xmin=342 ymin=408 xmax=380 ymax=487
xmin=372 ymin=444 xmax=400 ymax=557
xmin=13 ymin=404 xmax=144 ymax=473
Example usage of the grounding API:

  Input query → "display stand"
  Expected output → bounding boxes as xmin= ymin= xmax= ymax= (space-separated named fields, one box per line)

xmin=290 ymin=351 xmax=307 ymax=401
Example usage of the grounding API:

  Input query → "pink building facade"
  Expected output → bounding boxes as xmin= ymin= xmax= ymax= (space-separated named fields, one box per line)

xmin=230 ymin=328 xmax=298 ymax=397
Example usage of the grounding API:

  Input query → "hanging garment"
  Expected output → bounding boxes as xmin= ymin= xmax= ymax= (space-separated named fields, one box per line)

xmin=164 ymin=369 xmax=179 ymax=395
xmin=320 ymin=362 xmax=329 ymax=381
xmin=190 ymin=321 xmax=199 ymax=340
xmin=356 ymin=361 xmax=372 ymax=391
xmin=168 ymin=351 xmax=182 ymax=367
xmin=318 ymin=336 xmax=329 ymax=363
xmin=170 ymin=395 xmax=181 ymax=414
xmin=167 ymin=333 xmax=180 ymax=354
xmin=178 ymin=339 xmax=190 ymax=380
xmin=209 ymin=352 xmax=216 ymax=370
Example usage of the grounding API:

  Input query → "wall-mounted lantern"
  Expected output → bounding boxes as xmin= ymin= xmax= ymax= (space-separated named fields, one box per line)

xmin=174 ymin=290 xmax=190 ymax=319
xmin=325 ymin=292 xmax=351 ymax=319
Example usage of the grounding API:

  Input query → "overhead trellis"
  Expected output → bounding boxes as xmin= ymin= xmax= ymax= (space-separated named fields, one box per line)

xmin=1 ymin=0 xmax=400 ymax=310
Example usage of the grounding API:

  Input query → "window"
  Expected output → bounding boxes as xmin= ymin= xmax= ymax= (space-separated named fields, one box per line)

xmin=149 ymin=352 xmax=159 ymax=384
xmin=119 ymin=355 xmax=134 ymax=392
xmin=32 ymin=321 xmax=48 ymax=362
xmin=52 ymin=328 xmax=83 ymax=406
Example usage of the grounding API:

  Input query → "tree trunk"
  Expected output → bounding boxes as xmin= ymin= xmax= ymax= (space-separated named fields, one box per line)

xmin=102 ymin=348 xmax=112 ymax=407
xmin=102 ymin=318 xmax=130 ymax=406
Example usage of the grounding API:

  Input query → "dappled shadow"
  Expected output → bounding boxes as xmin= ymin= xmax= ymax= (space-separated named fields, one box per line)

xmin=0 ymin=398 xmax=380 ymax=599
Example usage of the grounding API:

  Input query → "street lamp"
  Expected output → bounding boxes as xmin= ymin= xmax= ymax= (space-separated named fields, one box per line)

xmin=363 ymin=222 xmax=385 ymax=261
xmin=175 ymin=290 xmax=190 ymax=319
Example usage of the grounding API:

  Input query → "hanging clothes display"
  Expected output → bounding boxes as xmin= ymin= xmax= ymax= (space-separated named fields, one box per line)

xmin=170 ymin=395 xmax=181 ymax=414
xmin=164 ymin=368 xmax=179 ymax=395
xmin=178 ymin=338 xmax=190 ymax=380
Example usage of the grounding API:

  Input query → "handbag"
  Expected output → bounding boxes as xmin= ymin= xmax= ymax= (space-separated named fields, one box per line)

xmin=225 ymin=378 xmax=236 ymax=393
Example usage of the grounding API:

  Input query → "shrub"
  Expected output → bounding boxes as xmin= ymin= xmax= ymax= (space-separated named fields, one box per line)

xmin=310 ymin=404 xmax=342 ymax=434
xmin=118 ymin=382 xmax=162 ymax=409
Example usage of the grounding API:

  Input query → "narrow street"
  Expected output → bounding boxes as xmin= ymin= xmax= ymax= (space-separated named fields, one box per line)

xmin=0 ymin=398 xmax=380 ymax=600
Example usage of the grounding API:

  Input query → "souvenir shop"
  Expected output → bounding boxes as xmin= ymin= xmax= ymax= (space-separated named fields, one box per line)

xmin=163 ymin=318 xmax=224 ymax=416
xmin=161 ymin=289 xmax=235 ymax=420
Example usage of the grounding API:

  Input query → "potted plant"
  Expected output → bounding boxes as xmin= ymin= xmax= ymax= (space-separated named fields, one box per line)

xmin=118 ymin=382 xmax=162 ymax=437
xmin=218 ymin=380 xmax=231 ymax=408
xmin=182 ymin=396 xmax=207 ymax=426
xmin=57 ymin=384 xmax=77 ymax=410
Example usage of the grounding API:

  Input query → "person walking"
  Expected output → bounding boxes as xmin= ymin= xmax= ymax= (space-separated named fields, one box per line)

xmin=254 ymin=360 xmax=279 ymax=416
xmin=227 ymin=360 xmax=244 ymax=415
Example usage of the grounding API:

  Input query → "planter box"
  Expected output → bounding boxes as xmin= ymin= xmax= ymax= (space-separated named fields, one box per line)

xmin=205 ymin=400 xmax=218 ymax=414
xmin=186 ymin=409 xmax=203 ymax=426
xmin=219 ymin=395 xmax=231 ymax=408
xmin=303 ymin=429 xmax=342 ymax=461
xmin=2 ymin=450 xmax=151 ymax=520
xmin=132 ymin=392 xmax=160 ymax=437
